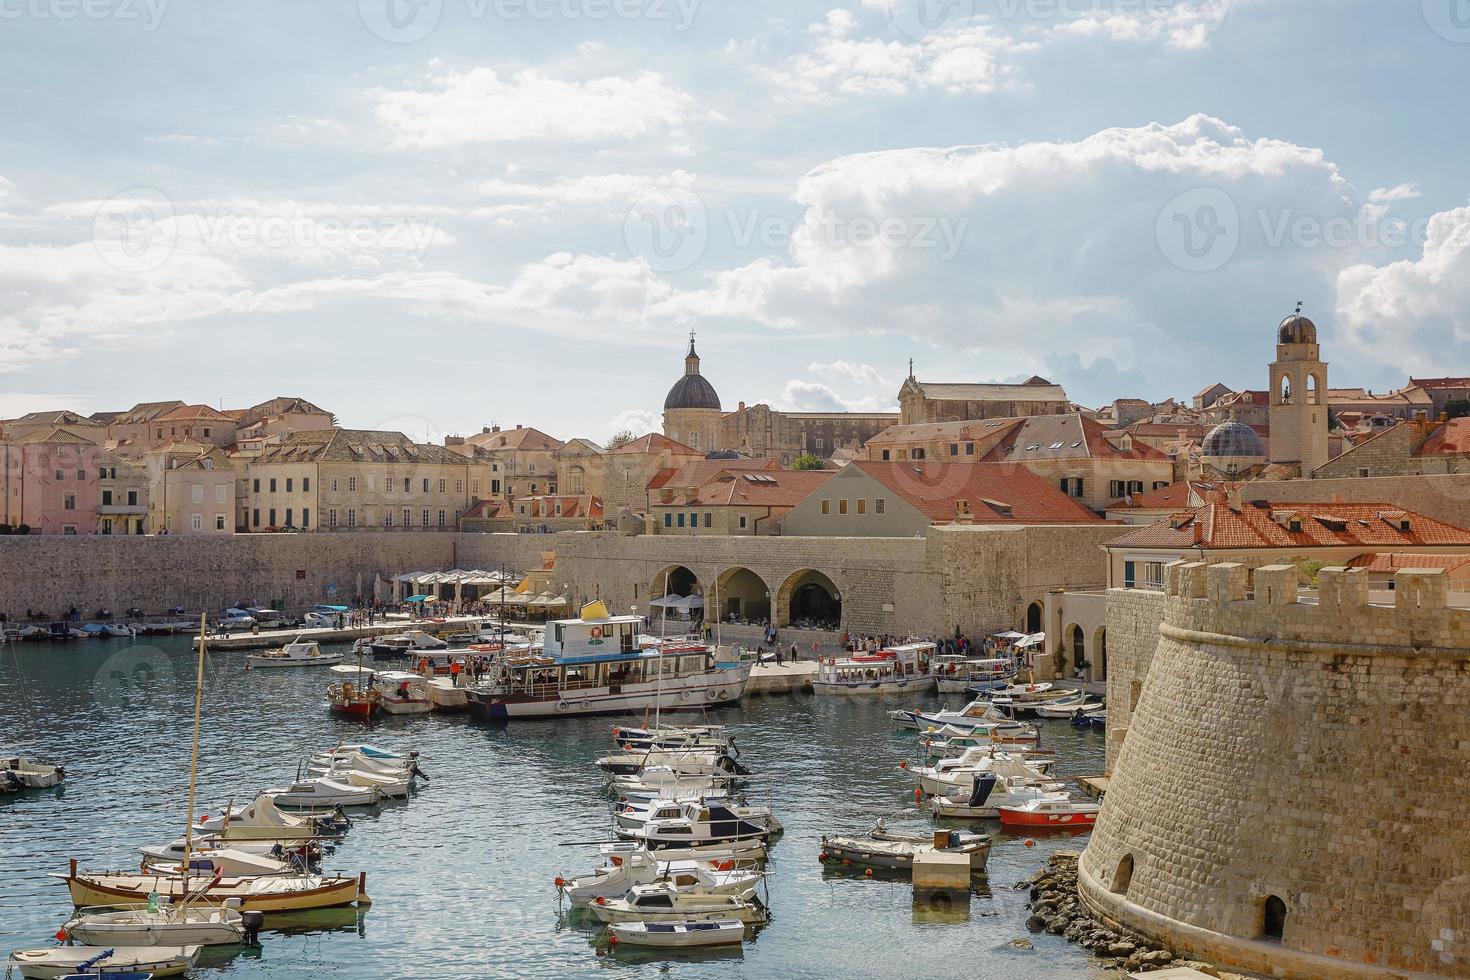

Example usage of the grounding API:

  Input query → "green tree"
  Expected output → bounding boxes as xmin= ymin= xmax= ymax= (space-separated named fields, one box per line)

xmin=605 ymin=429 xmax=638 ymax=450
xmin=791 ymin=454 xmax=826 ymax=471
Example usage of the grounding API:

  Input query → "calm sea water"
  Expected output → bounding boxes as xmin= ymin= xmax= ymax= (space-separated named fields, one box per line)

xmin=1 ymin=634 xmax=1109 ymax=979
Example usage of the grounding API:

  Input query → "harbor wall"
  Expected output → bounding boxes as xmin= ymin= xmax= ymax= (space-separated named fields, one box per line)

xmin=0 ymin=524 xmax=1128 ymax=638
xmin=1080 ymin=562 xmax=1470 ymax=978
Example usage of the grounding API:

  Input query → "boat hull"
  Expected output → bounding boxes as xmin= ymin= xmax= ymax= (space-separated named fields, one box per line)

xmin=468 ymin=669 xmax=748 ymax=720
xmin=64 ymin=915 xmax=243 ymax=947
xmin=7 ymin=945 xmax=199 ymax=979
xmin=812 ymin=675 xmax=937 ymax=697
xmin=607 ymin=921 xmax=745 ymax=947
xmin=61 ymin=871 xmax=367 ymax=912
xmin=996 ymin=807 xmax=1098 ymax=828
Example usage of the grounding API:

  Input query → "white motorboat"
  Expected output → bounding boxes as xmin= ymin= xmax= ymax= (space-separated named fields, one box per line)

xmin=611 ymin=724 xmax=731 ymax=753
xmin=590 ymin=881 xmax=765 ymax=924
xmin=140 ymin=836 xmax=318 ymax=867
xmin=246 ymin=640 xmax=343 ymax=669
xmin=596 ymin=839 xmax=766 ymax=866
xmin=1 ymin=755 xmax=65 ymax=789
xmin=315 ymin=743 xmax=417 ymax=763
xmin=308 ymin=749 xmax=421 ymax=780
xmin=377 ymin=671 xmax=432 ymax=715
xmin=610 ymin=770 xmax=734 ymax=800
xmin=933 ymin=655 xmax=1017 ymax=694
xmin=303 ymin=762 xmax=411 ymax=798
xmin=558 ymin=850 xmax=761 ymax=907
xmin=919 ymin=722 xmax=1040 ymax=757
xmin=907 ymin=746 xmax=1054 ymax=797
xmin=997 ymin=797 xmax=1101 ymax=828
xmin=813 ymin=642 xmax=937 ymax=697
xmin=1034 ymin=697 xmax=1103 ymax=719
xmin=193 ymin=794 xmax=348 ymax=841
xmin=607 ymin=919 xmax=745 ymax=948
xmin=596 ymin=748 xmax=744 ymax=778
xmin=144 ymin=845 xmax=303 ymax=877
xmin=889 ymin=698 xmax=1039 ymax=741
xmin=364 ymin=629 xmax=447 ymax=662
xmin=103 ymin=623 xmax=135 ymax=637
xmin=931 ymin=773 xmax=1072 ymax=819
xmin=613 ymin=796 xmax=776 ymax=834
xmin=6 ymin=944 xmax=201 ymax=978
xmin=264 ymin=777 xmax=381 ymax=809
xmin=62 ymin=902 xmax=245 ymax=946
xmin=625 ymin=800 xmax=781 ymax=851
xmin=821 ymin=824 xmax=991 ymax=873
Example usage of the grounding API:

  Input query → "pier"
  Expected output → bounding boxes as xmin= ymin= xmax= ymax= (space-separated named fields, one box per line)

xmin=195 ymin=616 xmax=501 ymax=651
xmin=744 ymin=661 xmax=817 ymax=695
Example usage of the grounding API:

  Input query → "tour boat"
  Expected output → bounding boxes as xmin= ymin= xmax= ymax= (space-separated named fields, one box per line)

xmin=54 ymin=861 xmax=370 ymax=912
xmin=624 ymin=800 xmax=780 ymax=851
xmin=62 ymin=902 xmax=245 ymax=946
xmin=930 ymin=773 xmax=1072 ymax=820
xmin=327 ymin=678 xmax=381 ymax=717
xmin=2 ymin=755 xmax=65 ymax=789
xmin=607 ymin=919 xmax=746 ymax=948
xmin=820 ymin=823 xmax=991 ymax=873
xmin=812 ymin=642 xmax=936 ymax=697
xmin=6 ymin=944 xmax=201 ymax=979
xmin=245 ymin=640 xmax=343 ymax=670
xmin=590 ymin=882 xmax=766 ymax=925
xmin=933 ymin=656 xmax=1017 ymax=694
xmin=465 ymin=603 xmax=749 ymax=720
xmin=995 ymin=798 xmax=1101 ymax=828
xmin=364 ymin=630 xmax=446 ymax=662
xmin=558 ymin=850 xmax=761 ymax=908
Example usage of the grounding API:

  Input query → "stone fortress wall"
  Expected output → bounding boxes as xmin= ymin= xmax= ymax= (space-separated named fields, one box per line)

xmin=1080 ymin=560 xmax=1470 ymax=979
xmin=0 ymin=524 xmax=1129 ymax=639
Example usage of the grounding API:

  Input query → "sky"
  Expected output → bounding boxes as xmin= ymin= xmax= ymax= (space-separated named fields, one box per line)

xmin=1 ymin=0 xmax=1468 ymax=443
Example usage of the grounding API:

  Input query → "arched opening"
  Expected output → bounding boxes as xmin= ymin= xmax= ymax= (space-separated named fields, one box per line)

xmin=1279 ymin=375 xmax=1292 ymax=404
xmin=1262 ymin=895 xmax=1287 ymax=941
xmin=780 ymin=569 xmax=841 ymax=629
xmin=1111 ymin=854 xmax=1134 ymax=896
xmin=652 ymin=564 xmax=699 ymax=599
xmin=1069 ymin=624 xmax=1086 ymax=679
xmin=714 ymin=567 xmax=771 ymax=625
xmin=650 ymin=565 xmax=701 ymax=628
xmin=1025 ymin=602 xmax=1042 ymax=634
xmin=1094 ymin=627 xmax=1107 ymax=682
xmin=1307 ymin=372 xmax=1320 ymax=405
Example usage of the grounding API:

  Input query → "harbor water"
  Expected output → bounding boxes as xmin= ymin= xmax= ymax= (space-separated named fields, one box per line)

xmin=1 ymin=635 xmax=1108 ymax=979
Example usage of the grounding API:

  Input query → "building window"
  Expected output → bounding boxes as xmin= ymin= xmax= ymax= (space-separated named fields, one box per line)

xmin=876 ymin=498 xmax=885 ymax=515
xmin=329 ymin=508 xmax=338 ymax=528
xmin=439 ymin=479 xmax=447 ymax=493
xmin=491 ymin=480 xmax=501 ymax=495
xmin=268 ymin=508 xmax=277 ymax=526
xmin=913 ymin=448 xmax=926 ymax=460
xmin=950 ymin=444 xmax=958 ymax=456
xmin=347 ymin=509 xmax=356 ymax=527
xmin=664 ymin=513 xmax=673 ymax=528
xmin=76 ymin=469 xmax=85 ymax=481
xmin=253 ymin=508 xmax=260 ymax=527
xmin=102 ymin=490 xmax=113 ymax=505
xmin=192 ymin=514 xmax=203 ymax=531
xmin=63 ymin=493 xmax=76 ymax=510
xmin=348 ymin=477 xmax=357 ymax=493
xmin=1110 ymin=480 xmax=1125 ymax=498
xmin=402 ymin=507 xmax=411 ymax=526
xmin=215 ymin=514 xmax=226 ymax=531
xmin=821 ymin=499 xmax=830 ymax=515
xmin=203 ymin=427 xmax=210 ymax=437
xmin=690 ymin=432 xmax=700 ymax=448
xmin=839 ymin=499 xmax=848 ymax=515
xmin=421 ymin=509 xmax=429 ymax=527
xmin=215 ymin=485 xmax=227 ymax=504
xmin=881 ymin=449 xmax=891 ymax=461
xmin=1359 ymin=468 xmax=1370 ymax=478
xmin=455 ymin=480 xmax=463 ymax=493
xmin=1127 ymin=480 xmax=1144 ymax=495
xmin=386 ymin=476 xmax=394 ymax=493
xmin=62 ymin=524 xmax=77 ymax=535
xmin=303 ymin=477 xmax=310 ymax=492
xmin=471 ymin=480 xmax=479 ymax=495
xmin=191 ymin=485 xmax=203 ymax=504
xmin=965 ymin=443 xmax=974 ymax=455
xmin=437 ymin=510 xmax=446 ymax=527
xmin=704 ymin=512 xmax=712 ymax=528
xmin=269 ymin=478 xmax=277 ymax=492
xmin=332 ymin=478 xmax=339 ymax=492
xmin=739 ymin=515 xmax=748 ymax=529
xmin=285 ymin=508 xmax=293 ymax=527
xmin=857 ymin=499 xmax=866 ymax=515
xmin=286 ymin=478 xmax=293 ymax=492
xmin=54 ymin=469 xmax=64 ymax=480
xmin=677 ymin=513 xmax=686 ymax=528
xmin=420 ymin=479 xmax=427 ymax=493
xmin=386 ymin=511 xmax=394 ymax=527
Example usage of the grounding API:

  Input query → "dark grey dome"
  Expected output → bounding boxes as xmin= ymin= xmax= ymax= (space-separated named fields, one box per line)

xmin=1278 ymin=314 xmax=1317 ymax=345
xmin=1202 ymin=421 xmax=1265 ymax=458
xmin=664 ymin=373 xmax=721 ymax=411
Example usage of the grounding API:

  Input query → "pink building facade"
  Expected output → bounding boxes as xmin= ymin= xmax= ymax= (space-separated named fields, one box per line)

xmin=0 ymin=431 xmax=142 ymax=535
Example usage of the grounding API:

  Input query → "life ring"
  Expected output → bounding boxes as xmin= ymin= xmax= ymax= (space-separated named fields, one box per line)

xmin=706 ymin=688 xmax=717 ymax=701
xmin=590 ymin=626 xmax=603 ymax=638
xmin=680 ymin=689 xmax=694 ymax=701
xmin=555 ymin=701 xmax=569 ymax=712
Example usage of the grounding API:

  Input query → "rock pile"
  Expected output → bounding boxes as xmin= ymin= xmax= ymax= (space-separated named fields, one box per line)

xmin=1019 ymin=851 xmax=1235 ymax=976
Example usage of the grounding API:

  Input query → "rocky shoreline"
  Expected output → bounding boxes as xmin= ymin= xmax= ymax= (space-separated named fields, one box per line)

xmin=1020 ymin=851 xmax=1255 ymax=978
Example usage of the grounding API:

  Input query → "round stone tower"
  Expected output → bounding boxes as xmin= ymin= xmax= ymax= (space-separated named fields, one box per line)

xmin=1080 ymin=562 xmax=1470 ymax=978
xmin=662 ymin=332 xmax=721 ymax=453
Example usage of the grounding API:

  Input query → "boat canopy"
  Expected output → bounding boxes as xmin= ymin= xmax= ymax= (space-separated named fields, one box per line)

xmin=314 ymin=604 xmax=349 ymax=613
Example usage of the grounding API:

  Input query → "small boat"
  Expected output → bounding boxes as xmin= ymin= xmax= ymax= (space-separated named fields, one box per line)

xmin=607 ymin=919 xmax=745 ymax=948
xmin=327 ymin=680 xmax=381 ymax=717
xmin=193 ymin=795 xmax=348 ymax=841
xmin=820 ymin=823 xmax=991 ymax=873
xmin=140 ymin=836 xmax=320 ymax=867
xmin=557 ymin=849 xmax=761 ymax=908
xmin=364 ymin=630 xmax=446 ymax=662
xmin=103 ymin=624 xmax=134 ymax=638
xmin=933 ymin=655 xmax=1017 ymax=694
xmin=611 ymin=724 xmax=730 ymax=753
xmin=143 ymin=845 xmax=304 ymax=877
xmin=1033 ymin=696 xmax=1102 ymax=719
xmin=888 ymin=698 xmax=1038 ymax=740
xmin=590 ymin=882 xmax=765 ymax=924
xmin=813 ymin=642 xmax=937 ymax=697
xmin=595 ymin=749 xmax=745 ymax=778
xmin=920 ymin=725 xmax=1035 ymax=759
xmin=246 ymin=640 xmax=343 ymax=670
xmin=610 ymin=770 xmax=735 ymax=799
xmin=54 ymin=861 xmax=370 ymax=912
xmin=62 ymin=902 xmax=245 ymax=946
xmin=595 ymin=839 xmax=766 ymax=866
xmin=614 ymin=797 xmax=779 ymax=836
xmin=264 ymin=778 xmax=381 ymax=809
xmin=6 ymin=944 xmax=200 ymax=979
xmin=996 ymin=797 xmax=1101 ymax=828
xmin=303 ymin=762 xmax=411 ymax=799
xmin=907 ymin=746 xmax=1054 ymax=797
xmin=375 ymin=672 xmax=432 ymax=715
xmin=930 ymin=774 xmax=1071 ymax=820
xmin=2 ymin=755 xmax=65 ymax=789
xmin=1088 ymin=711 xmax=1106 ymax=731
xmin=625 ymin=801 xmax=780 ymax=851
xmin=316 ymin=743 xmax=415 ymax=763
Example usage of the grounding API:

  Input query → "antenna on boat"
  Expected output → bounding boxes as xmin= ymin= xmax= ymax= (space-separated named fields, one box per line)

xmin=180 ymin=611 xmax=208 ymax=920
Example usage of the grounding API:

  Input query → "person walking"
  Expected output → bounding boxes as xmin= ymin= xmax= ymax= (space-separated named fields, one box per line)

xmin=450 ymin=660 xmax=462 ymax=687
xmin=790 ymin=642 xmax=799 ymax=662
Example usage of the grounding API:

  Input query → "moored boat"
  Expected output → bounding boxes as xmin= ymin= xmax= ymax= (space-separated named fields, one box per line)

xmin=245 ymin=640 xmax=343 ymax=670
xmin=590 ymin=882 xmax=765 ymax=925
xmin=54 ymin=860 xmax=370 ymax=912
xmin=996 ymin=797 xmax=1100 ymax=828
xmin=6 ymin=944 xmax=200 ymax=979
xmin=2 ymin=755 xmax=65 ymax=789
xmin=820 ymin=824 xmax=991 ymax=873
xmin=62 ymin=902 xmax=245 ymax=946
xmin=812 ymin=642 xmax=936 ymax=697
xmin=933 ymin=655 xmax=1017 ymax=694
xmin=607 ymin=919 xmax=745 ymax=948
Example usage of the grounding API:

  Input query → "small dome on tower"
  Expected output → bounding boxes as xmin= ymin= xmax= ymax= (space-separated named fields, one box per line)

xmin=1278 ymin=313 xmax=1317 ymax=345
xmin=663 ymin=333 xmax=721 ymax=411
xmin=1202 ymin=421 xmax=1265 ymax=458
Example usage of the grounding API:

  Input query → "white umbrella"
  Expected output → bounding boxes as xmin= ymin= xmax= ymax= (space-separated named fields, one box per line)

xmin=648 ymin=594 xmax=684 ymax=608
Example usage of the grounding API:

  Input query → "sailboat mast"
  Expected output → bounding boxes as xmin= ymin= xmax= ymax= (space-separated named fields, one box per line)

xmin=181 ymin=612 xmax=208 ymax=913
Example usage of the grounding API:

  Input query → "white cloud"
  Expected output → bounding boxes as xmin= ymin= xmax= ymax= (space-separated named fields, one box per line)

xmin=372 ymin=68 xmax=704 ymax=148
xmin=606 ymin=408 xmax=662 ymax=438
xmin=1368 ymin=183 xmax=1422 ymax=204
xmin=807 ymin=360 xmax=892 ymax=387
xmin=1048 ymin=0 xmax=1240 ymax=51
xmin=772 ymin=378 xmax=897 ymax=413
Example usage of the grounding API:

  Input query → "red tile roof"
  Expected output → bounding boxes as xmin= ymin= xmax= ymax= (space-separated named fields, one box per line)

xmin=1115 ymin=480 xmax=1242 ymax=511
xmin=155 ymin=404 xmax=234 ymax=423
xmin=981 ymin=414 xmax=1170 ymax=462
xmin=465 ymin=426 xmax=563 ymax=452
xmin=610 ymin=433 xmax=700 ymax=456
xmin=1416 ymin=418 xmax=1470 ymax=455
xmin=1109 ymin=498 xmax=1470 ymax=550
xmin=1347 ymin=553 xmax=1470 ymax=574
xmin=850 ymin=461 xmax=1106 ymax=524
xmin=647 ymin=457 xmax=779 ymax=491
xmin=677 ymin=469 xmax=833 ymax=508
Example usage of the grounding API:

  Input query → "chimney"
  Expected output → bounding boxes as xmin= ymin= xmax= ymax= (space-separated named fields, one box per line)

xmin=739 ymin=401 xmax=745 ymax=412
xmin=1331 ymin=493 xmax=1343 ymax=504
xmin=1227 ymin=486 xmax=1243 ymax=512
xmin=516 ymin=424 xmax=522 ymax=429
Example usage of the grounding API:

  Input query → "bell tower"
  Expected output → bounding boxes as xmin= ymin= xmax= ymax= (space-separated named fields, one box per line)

xmin=1268 ymin=304 xmax=1329 ymax=474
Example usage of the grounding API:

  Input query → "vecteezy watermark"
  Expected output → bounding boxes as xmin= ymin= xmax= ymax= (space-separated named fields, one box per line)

xmin=92 ymin=187 xmax=177 ymax=274
xmin=885 ymin=0 xmax=975 ymax=40
xmin=189 ymin=207 xmax=441 ymax=259
xmin=1423 ymin=0 xmax=1470 ymax=42
xmin=1155 ymin=186 xmax=1240 ymax=273
xmin=624 ymin=188 xmax=969 ymax=273
xmin=0 ymin=0 xmax=168 ymax=30
xmin=357 ymin=0 xmax=700 ymax=43
xmin=91 ymin=643 xmax=181 ymax=719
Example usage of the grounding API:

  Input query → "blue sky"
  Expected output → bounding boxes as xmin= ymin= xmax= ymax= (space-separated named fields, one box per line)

xmin=2 ymin=0 xmax=1468 ymax=441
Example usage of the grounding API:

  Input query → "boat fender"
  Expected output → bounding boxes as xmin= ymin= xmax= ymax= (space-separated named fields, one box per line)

xmin=706 ymin=689 xmax=717 ymax=701
xmin=680 ymin=689 xmax=693 ymax=702
xmin=717 ymin=689 xmax=729 ymax=701
xmin=556 ymin=701 xmax=569 ymax=712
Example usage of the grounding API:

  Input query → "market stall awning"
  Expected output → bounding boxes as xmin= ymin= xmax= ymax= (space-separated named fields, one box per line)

xmin=648 ymin=594 xmax=685 ymax=608
xmin=404 ymin=594 xmax=432 ymax=603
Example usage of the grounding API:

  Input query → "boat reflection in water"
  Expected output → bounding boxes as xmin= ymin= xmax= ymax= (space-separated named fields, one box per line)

xmin=262 ymin=905 xmax=368 ymax=938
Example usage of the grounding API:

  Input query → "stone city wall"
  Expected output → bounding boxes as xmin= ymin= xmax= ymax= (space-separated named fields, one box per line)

xmin=1081 ymin=561 xmax=1470 ymax=979
xmin=1101 ymin=587 xmax=1167 ymax=767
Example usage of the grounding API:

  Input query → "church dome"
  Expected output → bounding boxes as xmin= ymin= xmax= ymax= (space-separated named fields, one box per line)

xmin=1202 ymin=421 xmax=1265 ymax=458
xmin=1278 ymin=313 xmax=1317 ymax=345
xmin=663 ymin=335 xmax=721 ymax=411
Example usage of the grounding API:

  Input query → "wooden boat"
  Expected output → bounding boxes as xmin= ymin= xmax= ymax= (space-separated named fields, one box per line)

xmin=590 ymin=882 xmax=765 ymax=924
xmin=7 ymin=944 xmax=199 ymax=978
xmin=2 ymin=755 xmax=65 ymax=789
xmin=820 ymin=824 xmax=991 ymax=872
xmin=607 ymin=919 xmax=745 ymax=948
xmin=813 ymin=643 xmax=937 ymax=697
xmin=246 ymin=640 xmax=343 ymax=670
xmin=54 ymin=860 xmax=371 ymax=912
xmin=996 ymin=798 xmax=1100 ymax=828
xmin=62 ymin=902 xmax=245 ymax=946
xmin=327 ymin=680 xmax=381 ymax=717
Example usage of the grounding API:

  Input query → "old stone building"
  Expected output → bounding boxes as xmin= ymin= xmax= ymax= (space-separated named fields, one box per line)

xmin=447 ymin=425 xmax=563 ymax=501
xmin=459 ymin=494 xmax=605 ymax=533
xmin=648 ymin=468 xmax=832 ymax=536
xmin=1312 ymin=416 xmax=1470 ymax=478
xmin=553 ymin=438 xmax=606 ymax=498
xmin=897 ymin=369 xmax=1068 ymax=425
xmin=601 ymin=433 xmax=704 ymax=524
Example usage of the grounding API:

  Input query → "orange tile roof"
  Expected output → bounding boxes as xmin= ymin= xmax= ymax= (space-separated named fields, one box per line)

xmin=850 ymin=461 xmax=1105 ymax=524
xmin=1346 ymin=553 xmax=1470 ymax=573
xmin=981 ymin=414 xmax=1170 ymax=462
xmin=609 ymin=432 xmax=700 ymax=456
xmin=466 ymin=427 xmax=563 ymax=452
xmin=1109 ymin=498 xmax=1470 ymax=550
xmin=156 ymin=404 xmax=234 ymax=423
xmin=1116 ymin=480 xmax=1242 ymax=511
xmin=676 ymin=469 xmax=834 ymax=508
xmin=647 ymin=457 xmax=779 ymax=491
xmin=1416 ymin=418 xmax=1470 ymax=455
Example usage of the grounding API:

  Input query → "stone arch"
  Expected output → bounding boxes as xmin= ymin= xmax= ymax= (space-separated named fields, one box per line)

xmin=1060 ymin=622 xmax=1084 ymax=677
xmin=777 ymin=568 xmax=841 ymax=629
xmin=1025 ymin=601 xmax=1043 ymax=635
xmin=712 ymin=566 xmax=772 ymax=624
xmin=1093 ymin=626 xmax=1107 ymax=682
xmin=1279 ymin=374 xmax=1292 ymax=404
xmin=651 ymin=564 xmax=700 ymax=600
xmin=1306 ymin=371 xmax=1321 ymax=405
xmin=1111 ymin=853 xmax=1134 ymax=896
xmin=1261 ymin=895 xmax=1287 ymax=941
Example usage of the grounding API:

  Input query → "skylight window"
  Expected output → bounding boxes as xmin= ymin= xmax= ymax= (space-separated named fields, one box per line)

xmin=1050 ymin=442 xmax=1064 ymax=450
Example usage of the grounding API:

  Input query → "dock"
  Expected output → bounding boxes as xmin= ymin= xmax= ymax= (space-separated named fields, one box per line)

xmin=1075 ymin=774 xmax=1110 ymax=800
xmin=196 ymin=616 xmax=500 ymax=651
xmin=745 ymin=661 xmax=816 ymax=695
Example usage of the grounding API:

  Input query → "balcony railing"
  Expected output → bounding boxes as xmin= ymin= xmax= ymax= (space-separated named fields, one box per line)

xmin=98 ymin=504 xmax=148 ymax=515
